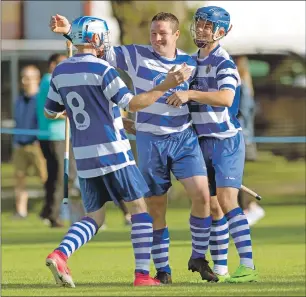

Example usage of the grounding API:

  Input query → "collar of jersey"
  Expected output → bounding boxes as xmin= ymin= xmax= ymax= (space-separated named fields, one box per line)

xmin=197 ymin=44 xmax=220 ymax=60
xmin=74 ymin=53 xmax=96 ymax=58
xmin=152 ymin=48 xmax=178 ymax=63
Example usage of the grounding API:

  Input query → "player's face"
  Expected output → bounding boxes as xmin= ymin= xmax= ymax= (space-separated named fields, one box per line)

xmin=150 ymin=21 xmax=179 ymax=57
xmin=195 ymin=19 xmax=214 ymax=42
xmin=21 ymin=68 xmax=40 ymax=91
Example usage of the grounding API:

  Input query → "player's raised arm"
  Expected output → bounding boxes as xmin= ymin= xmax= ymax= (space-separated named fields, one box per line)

xmin=50 ymin=14 xmax=71 ymax=35
xmin=128 ymin=63 xmax=192 ymax=112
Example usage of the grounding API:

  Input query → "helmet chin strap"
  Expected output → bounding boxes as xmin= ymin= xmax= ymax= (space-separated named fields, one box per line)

xmin=193 ymin=38 xmax=215 ymax=48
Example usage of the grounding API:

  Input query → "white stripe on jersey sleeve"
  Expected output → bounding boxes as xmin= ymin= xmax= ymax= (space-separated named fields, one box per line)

xmin=102 ymin=73 xmax=127 ymax=99
xmin=105 ymin=46 xmax=117 ymax=68
xmin=217 ymin=76 xmax=237 ymax=91
xmin=119 ymin=93 xmax=134 ymax=111
xmin=47 ymin=85 xmax=64 ymax=105
xmin=44 ymin=108 xmax=58 ymax=116
xmin=217 ymin=68 xmax=239 ymax=76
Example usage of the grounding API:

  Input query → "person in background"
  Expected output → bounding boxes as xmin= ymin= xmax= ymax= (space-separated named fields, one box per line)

xmin=235 ymin=55 xmax=265 ymax=226
xmin=36 ymin=53 xmax=73 ymax=228
xmin=235 ymin=55 xmax=257 ymax=161
xmin=12 ymin=65 xmax=47 ymax=219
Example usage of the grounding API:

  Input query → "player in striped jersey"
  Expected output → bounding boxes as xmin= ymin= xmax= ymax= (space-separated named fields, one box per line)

xmin=44 ymin=16 xmax=192 ymax=288
xmin=50 ymin=12 xmax=218 ymax=284
xmin=167 ymin=6 xmax=258 ymax=283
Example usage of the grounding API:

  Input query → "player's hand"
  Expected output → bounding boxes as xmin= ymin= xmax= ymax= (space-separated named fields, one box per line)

xmin=163 ymin=63 xmax=192 ymax=89
xmin=166 ymin=91 xmax=189 ymax=107
xmin=122 ymin=117 xmax=136 ymax=135
xmin=50 ymin=14 xmax=71 ymax=34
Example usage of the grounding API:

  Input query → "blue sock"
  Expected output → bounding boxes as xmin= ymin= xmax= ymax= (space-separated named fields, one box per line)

xmin=152 ymin=227 xmax=171 ymax=274
xmin=209 ymin=216 xmax=229 ymax=275
xmin=131 ymin=212 xmax=153 ymax=275
xmin=56 ymin=216 xmax=98 ymax=258
xmin=190 ymin=215 xmax=212 ymax=259
xmin=225 ymin=207 xmax=254 ymax=269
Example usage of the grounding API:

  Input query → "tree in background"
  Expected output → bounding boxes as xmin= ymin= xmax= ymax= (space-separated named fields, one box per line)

xmin=111 ymin=0 xmax=198 ymax=54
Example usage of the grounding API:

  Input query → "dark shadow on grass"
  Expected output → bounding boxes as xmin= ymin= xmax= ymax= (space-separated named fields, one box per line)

xmin=2 ymin=225 xmax=305 ymax=245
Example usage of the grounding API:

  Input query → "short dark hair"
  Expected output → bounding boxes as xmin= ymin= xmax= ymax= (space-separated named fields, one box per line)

xmin=151 ymin=12 xmax=179 ymax=32
xmin=48 ymin=53 xmax=66 ymax=67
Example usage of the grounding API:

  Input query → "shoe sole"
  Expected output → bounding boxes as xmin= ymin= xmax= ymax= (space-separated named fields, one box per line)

xmin=133 ymin=282 xmax=162 ymax=286
xmin=228 ymin=275 xmax=258 ymax=283
xmin=46 ymin=258 xmax=75 ymax=288
xmin=188 ymin=264 xmax=218 ymax=282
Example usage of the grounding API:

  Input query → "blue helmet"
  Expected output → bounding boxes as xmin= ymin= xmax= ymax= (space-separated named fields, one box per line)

xmin=70 ymin=16 xmax=110 ymax=48
xmin=190 ymin=6 xmax=232 ymax=48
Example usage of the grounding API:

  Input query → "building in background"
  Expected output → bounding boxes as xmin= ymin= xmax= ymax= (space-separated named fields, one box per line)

xmin=1 ymin=1 xmax=120 ymax=161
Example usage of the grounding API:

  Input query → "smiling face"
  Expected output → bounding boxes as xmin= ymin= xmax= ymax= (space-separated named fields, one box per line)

xmin=150 ymin=20 xmax=180 ymax=58
xmin=191 ymin=18 xmax=225 ymax=48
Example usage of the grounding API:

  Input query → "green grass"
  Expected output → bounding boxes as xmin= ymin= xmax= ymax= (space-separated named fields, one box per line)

xmin=169 ymin=151 xmax=305 ymax=206
xmin=2 ymin=204 xmax=306 ymax=296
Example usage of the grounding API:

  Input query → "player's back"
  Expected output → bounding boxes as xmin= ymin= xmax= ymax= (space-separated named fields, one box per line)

xmin=51 ymin=53 xmax=135 ymax=178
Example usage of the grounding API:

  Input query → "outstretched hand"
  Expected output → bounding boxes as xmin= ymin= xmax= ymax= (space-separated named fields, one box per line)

xmin=50 ymin=14 xmax=71 ymax=34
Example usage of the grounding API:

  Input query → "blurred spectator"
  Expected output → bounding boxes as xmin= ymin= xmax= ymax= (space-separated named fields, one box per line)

xmin=235 ymin=55 xmax=257 ymax=161
xmin=36 ymin=53 xmax=77 ymax=228
xmin=12 ymin=65 xmax=47 ymax=219
xmin=235 ymin=56 xmax=265 ymax=226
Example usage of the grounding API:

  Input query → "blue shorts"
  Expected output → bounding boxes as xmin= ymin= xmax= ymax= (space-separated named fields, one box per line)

xmin=78 ymin=165 xmax=149 ymax=213
xmin=199 ymin=131 xmax=245 ymax=196
xmin=136 ymin=127 xmax=207 ymax=197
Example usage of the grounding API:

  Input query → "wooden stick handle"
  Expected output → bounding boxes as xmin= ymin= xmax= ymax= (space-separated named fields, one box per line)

xmin=241 ymin=185 xmax=262 ymax=201
xmin=63 ymin=40 xmax=73 ymax=205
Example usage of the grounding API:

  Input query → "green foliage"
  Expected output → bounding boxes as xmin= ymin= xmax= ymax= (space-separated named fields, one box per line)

xmin=111 ymin=1 xmax=198 ymax=53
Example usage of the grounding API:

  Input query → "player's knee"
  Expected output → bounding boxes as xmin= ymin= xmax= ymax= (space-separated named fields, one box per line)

xmin=125 ymin=197 xmax=148 ymax=215
xmin=216 ymin=187 xmax=239 ymax=213
xmin=146 ymin=195 xmax=167 ymax=218
xmin=210 ymin=197 xmax=223 ymax=218
xmin=190 ymin=188 xmax=210 ymax=206
xmin=86 ymin=205 xmax=106 ymax=227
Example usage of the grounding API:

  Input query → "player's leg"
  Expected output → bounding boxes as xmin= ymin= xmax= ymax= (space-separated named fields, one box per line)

xmin=199 ymin=137 xmax=230 ymax=282
xmin=103 ymin=164 xmax=160 ymax=286
xmin=172 ymin=127 xmax=217 ymax=282
xmin=136 ymin=132 xmax=172 ymax=284
xmin=117 ymin=199 xmax=132 ymax=225
xmin=12 ymin=146 xmax=29 ymax=218
xmin=214 ymin=131 xmax=258 ymax=282
xmin=45 ymin=175 xmax=109 ymax=287
xmin=38 ymin=140 xmax=57 ymax=221
xmin=146 ymin=194 xmax=171 ymax=283
xmin=209 ymin=195 xmax=230 ymax=282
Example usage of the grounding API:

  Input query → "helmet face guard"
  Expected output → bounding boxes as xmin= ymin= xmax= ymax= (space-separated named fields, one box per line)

xmin=190 ymin=10 xmax=232 ymax=48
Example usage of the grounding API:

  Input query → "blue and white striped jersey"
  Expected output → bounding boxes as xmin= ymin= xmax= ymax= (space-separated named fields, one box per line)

xmin=45 ymin=53 xmax=136 ymax=178
xmin=189 ymin=45 xmax=242 ymax=139
xmin=105 ymin=45 xmax=197 ymax=135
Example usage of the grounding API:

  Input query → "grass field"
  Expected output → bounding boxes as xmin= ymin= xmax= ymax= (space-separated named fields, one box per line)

xmin=1 ymin=203 xmax=305 ymax=296
xmin=1 ymin=152 xmax=306 ymax=296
